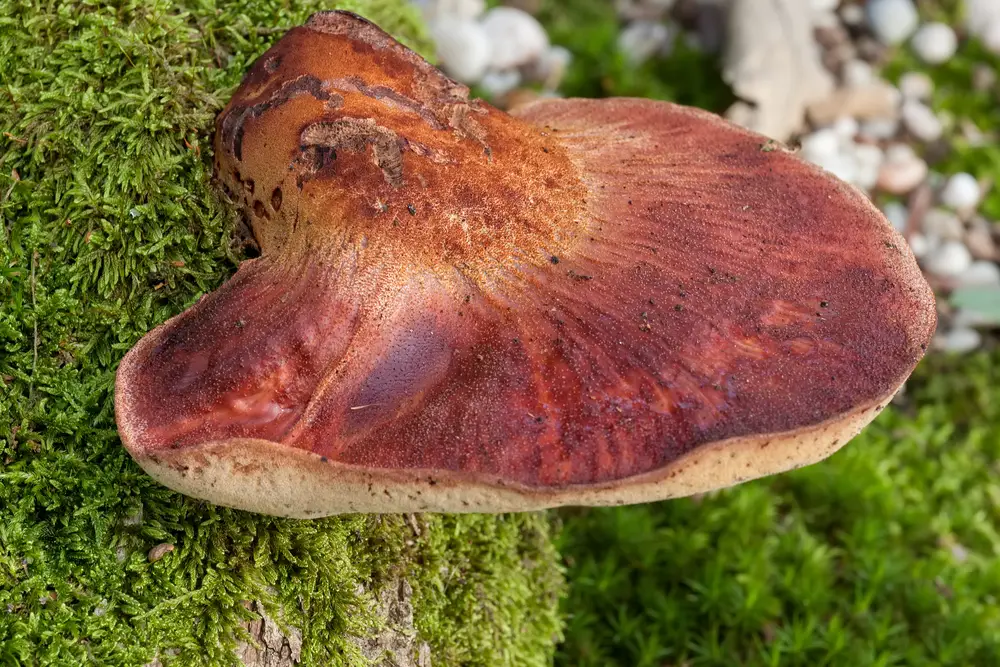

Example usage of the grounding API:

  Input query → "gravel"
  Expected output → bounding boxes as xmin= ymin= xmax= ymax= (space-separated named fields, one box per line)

xmin=910 ymin=22 xmax=958 ymax=64
xmin=866 ymin=0 xmax=919 ymax=45
xmin=940 ymin=172 xmax=982 ymax=210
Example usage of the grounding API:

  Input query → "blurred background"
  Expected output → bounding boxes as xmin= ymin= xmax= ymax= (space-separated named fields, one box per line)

xmin=413 ymin=0 xmax=1000 ymax=664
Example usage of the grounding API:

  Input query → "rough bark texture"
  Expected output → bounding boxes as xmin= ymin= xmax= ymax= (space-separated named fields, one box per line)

xmin=236 ymin=601 xmax=304 ymax=667
xmin=232 ymin=581 xmax=431 ymax=667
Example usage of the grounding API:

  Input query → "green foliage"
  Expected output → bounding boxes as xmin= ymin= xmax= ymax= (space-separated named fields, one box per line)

xmin=556 ymin=350 xmax=1000 ymax=667
xmin=534 ymin=0 xmax=733 ymax=111
xmin=0 ymin=2 xmax=561 ymax=665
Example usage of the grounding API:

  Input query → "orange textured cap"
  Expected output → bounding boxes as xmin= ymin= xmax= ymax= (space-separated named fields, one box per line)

xmin=114 ymin=11 xmax=936 ymax=517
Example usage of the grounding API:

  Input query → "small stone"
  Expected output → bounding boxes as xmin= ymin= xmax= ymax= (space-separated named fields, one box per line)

xmin=957 ymin=260 xmax=1000 ymax=287
xmin=866 ymin=0 xmax=919 ymax=45
xmin=921 ymin=207 xmax=964 ymax=241
xmin=815 ymin=23 xmax=850 ymax=49
xmin=478 ymin=68 xmax=521 ymax=99
xmin=430 ymin=16 xmax=492 ymax=84
xmin=908 ymin=232 xmax=933 ymax=258
xmin=841 ymin=59 xmax=874 ymax=87
xmin=966 ymin=217 xmax=998 ymax=260
xmin=480 ymin=7 xmax=549 ymax=70
xmin=853 ymin=143 xmax=884 ymax=190
xmin=924 ymin=240 xmax=973 ymax=277
xmin=801 ymin=131 xmax=857 ymax=183
xmin=856 ymin=35 xmax=891 ymax=64
xmin=972 ymin=64 xmax=998 ymax=91
xmin=877 ymin=143 xmax=927 ymax=194
xmin=935 ymin=327 xmax=983 ymax=354
xmin=940 ymin=172 xmax=982 ymax=210
xmin=966 ymin=0 xmax=1000 ymax=41
xmin=420 ymin=0 xmax=486 ymax=20
xmin=840 ymin=3 xmax=865 ymax=27
xmin=833 ymin=116 xmax=860 ymax=139
xmin=898 ymin=71 xmax=933 ymax=100
xmin=822 ymin=154 xmax=859 ymax=184
xmin=618 ymin=20 xmax=673 ymax=65
xmin=882 ymin=201 xmax=909 ymax=232
xmin=529 ymin=45 xmax=572 ymax=89
xmin=148 ymin=543 xmax=175 ymax=562
xmin=858 ymin=117 xmax=900 ymax=141
xmin=823 ymin=42 xmax=859 ymax=73
xmin=982 ymin=18 xmax=1000 ymax=55
xmin=800 ymin=128 xmax=841 ymax=164
xmin=901 ymin=100 xmax=943 ymax=142
xmin=910 ymin=22 xmax=958 ymax=64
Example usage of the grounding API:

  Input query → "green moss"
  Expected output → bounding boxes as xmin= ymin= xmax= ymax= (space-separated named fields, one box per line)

xmin=557 ymin=350 xmax=1000 ymax=666
xmin=532 ymin=0 xmax=733 ymax=111
xmin=0 ymin=2 xmax=561 ymax=665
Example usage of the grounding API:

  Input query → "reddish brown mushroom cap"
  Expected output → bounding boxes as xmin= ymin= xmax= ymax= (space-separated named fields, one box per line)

xmin=114 ymin=11 xmax=935 ymax=517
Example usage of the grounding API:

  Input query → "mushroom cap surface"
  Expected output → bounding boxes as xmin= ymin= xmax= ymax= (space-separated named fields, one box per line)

xmin=115 ymin=11 xmax=936 ymax=517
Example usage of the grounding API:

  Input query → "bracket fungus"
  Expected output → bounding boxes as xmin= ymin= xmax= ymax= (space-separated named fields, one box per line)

xmin=115 ymin=11 xmax=936 ymax=518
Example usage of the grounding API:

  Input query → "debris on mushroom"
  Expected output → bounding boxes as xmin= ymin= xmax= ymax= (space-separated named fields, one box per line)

xmin=115 ymin=11 xmax=936 ymax=518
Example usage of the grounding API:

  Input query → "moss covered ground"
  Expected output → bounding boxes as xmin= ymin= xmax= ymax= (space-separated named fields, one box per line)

xmin=0 ymin=2 xmax=562 ymax=665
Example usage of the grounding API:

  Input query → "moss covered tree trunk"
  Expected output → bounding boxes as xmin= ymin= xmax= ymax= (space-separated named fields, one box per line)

xmin=0 ymin=2 xmax=563 ymax=664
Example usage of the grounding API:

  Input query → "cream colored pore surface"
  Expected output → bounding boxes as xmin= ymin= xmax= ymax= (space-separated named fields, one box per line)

xmin=131 ymin=396 xmax=889 ymax=518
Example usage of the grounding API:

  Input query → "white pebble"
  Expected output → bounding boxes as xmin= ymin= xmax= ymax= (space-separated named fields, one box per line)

xmin=881 ymin=201 xmax=909 ymax=232
xmin=480 ymin=7 xmax=550 ymax=70
xmin=618 ymin=20 xmax=673 ymax=65
xmin=957 ymin=260 xmax=1000 ymax=286
xmin=901 ymin=100 xmax=943 ymax=142
xmin=833 ymin=116 xmax=860 ymax=139
xmin=859 ymin=117 xmax=900 ymax=141
xmin=478 ymin=68 xmax=521 ymax=98
xmin=800 ymin=128 xmax=842 ymax=164
xmin=841 ymin=4 xmax=865 ymax=26
xmin=842 ymin=59 xmax=874 ymax=87
xmin=924 ymin=240 xmax=973 ymax=277
xmin=982 ymin=18 xmax=1000 ymax=55
xmin=921 ymin=208 xmax=964 ymax=240
xmin=910 ymin=22 xmax=958 ymax=64
xmin=898 ymin=71 xmax=933 ymax=100
xmin=866 ymin=0 xmax=919 ymax=45
xmin=529 ymin=45 xmax=572 ymax=88
xmin=877 ymin=143 xmax=928 ymax=194
xmin=936 ymin=327 xmax=983 ymax=354
xmin=940 ymin=172 xmax=982 ymax=210
xmin=908 ymin=232 xmax=933 ymax=258
xmin=420 ymin=0 xmax=485 ymax=20
xmin=822 ymin=154 xmax=859 ymax=184
xmin=966 ymin=0 xmax=1000 ymax=39
xmin=853 ymin=143 xmax=885 ymax=190
xmin=430 ymin=16 xmax=492 ymax=84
